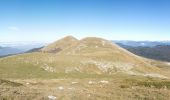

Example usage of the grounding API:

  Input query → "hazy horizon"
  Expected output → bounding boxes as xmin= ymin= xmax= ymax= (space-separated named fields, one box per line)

xmin=1 ymin=35 xmax=170 ymax=43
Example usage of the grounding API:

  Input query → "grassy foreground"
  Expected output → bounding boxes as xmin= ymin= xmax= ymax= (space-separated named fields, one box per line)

xmin=1 ymin=37 xmax=170 ymax=100
xmin=0 ymin=74 xmax=170 ymax=100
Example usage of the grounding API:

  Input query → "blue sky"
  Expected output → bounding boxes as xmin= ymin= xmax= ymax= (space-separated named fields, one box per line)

xmin=0 ymin=0 xmax=170 ymax=42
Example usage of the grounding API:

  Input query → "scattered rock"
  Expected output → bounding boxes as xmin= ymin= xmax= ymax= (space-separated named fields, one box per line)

xmin=41 ymin=64 xmax=55 ymax=72
xmin=26 ymin=82 xmax=30 ymax=85
xmin=102 ymin=41 xmax=105 ymax=46
xmin=71 ymin=82 xmax=78 ymax=84
xmin=88 ymin=81 xmax=95 ymax=84
xmin=99 ymin=80 xmax=109 ymax=84
xmin=48 ymin=95 xmax=57 ymax=100
xmin=143 ymin=73 xmax=167 ymax=79
xmin=68 ymin=87 xmax=74 ymax=90
xmin=58 ymin=86 xmax=64 ymax=90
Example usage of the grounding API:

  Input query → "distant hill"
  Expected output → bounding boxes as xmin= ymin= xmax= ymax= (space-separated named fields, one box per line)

xmin=0 ymin=46 xmax=22 ymax=56
xmin=117 ymin=43 xmax=170 ymax=62
xmin=0 ymin=42 xmax=46 ymax=57
xmin=0 ymin=41 xmax=46 ymax=51
xmin=1 ymin=36 xmax=170 ymax=100
xmin=114 ymin=40 xmax=170 ymax=47
xmin=0 ymin=36 xmax=169 ymax=79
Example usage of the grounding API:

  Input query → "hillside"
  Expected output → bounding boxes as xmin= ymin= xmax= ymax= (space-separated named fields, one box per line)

xmin=0 ymin=36 xmax=170 ymax=100
xmin=25 ymin=47 xmax=43 ymax=53
xmin=0 ymin=36 xmax=169 ymax=78
xmin=41 ymin=36 xmax=78 ymax=53
xmin=118 ymin=43 xmax=170 ymax=62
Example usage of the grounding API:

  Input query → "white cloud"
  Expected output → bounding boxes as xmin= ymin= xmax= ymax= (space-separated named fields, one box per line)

xmin=8 ymin=26 xmax=19 ymax=31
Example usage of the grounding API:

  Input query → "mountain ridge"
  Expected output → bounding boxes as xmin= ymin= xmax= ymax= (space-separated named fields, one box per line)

xmin=41 ymin=36 xmax=79 ymax=53
xmin=32 ymin=36 xmax=170 ymax=77
xmin=0 ymin=36 xmax=169 ymax=79
xmin=118 ymin=43 xmax=170 ymax=62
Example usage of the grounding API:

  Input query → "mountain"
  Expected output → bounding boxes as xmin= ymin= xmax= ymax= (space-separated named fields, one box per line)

xmin=0 ymin=46 xmax=22 ymax=56
xmin=114 ymin=40 xmax=170 ymax=47
xmin=41 ymin=36 xmax=78 ymax=53
xmin=1 ymin=36 xmax=170 ymax=100
xmin=0 ymin=41 xmax=46 ymax=51
xmin=0 ymin=36 xmax=168 ymax=78
xmin=118 ymin=43 xmax=170 ymax=62
xmin=0 ymin=41 xmax=46 ymax=57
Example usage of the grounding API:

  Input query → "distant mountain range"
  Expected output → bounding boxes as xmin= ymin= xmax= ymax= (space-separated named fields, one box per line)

xmin=114 ymin=40 xmax=170 ymax=47
xmin=1 ymin=40 xmax=170 ymax=63
xmin=0 ymin=42 xmax=46 ymax=56
xmin=1 ymin=36 xmax=170 ymax=100
xmin=0 ymin=36 xmax=169 ymax=79
xmin=116 ymin=43 xmax=170 ymax=62
xmin=0 ymin=46 xmax=22 ymax=56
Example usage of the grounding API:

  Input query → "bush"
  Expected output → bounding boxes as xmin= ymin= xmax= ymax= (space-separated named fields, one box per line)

xmin=137 ymin=81 xmax=170 ymax=89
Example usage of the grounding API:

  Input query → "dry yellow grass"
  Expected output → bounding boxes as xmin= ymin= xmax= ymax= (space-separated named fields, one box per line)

xmin=0 ymin=36 xmax=170 ymax=100
xmin=1 ymin=75 xmax=170 ymax=100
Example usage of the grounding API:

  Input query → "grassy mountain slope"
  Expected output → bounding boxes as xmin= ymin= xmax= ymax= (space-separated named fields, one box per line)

xmin=0 ymin=36 xmax=169 ymax=79
xmin=41 ymin=36 xmax=78 ymax=53
xmin=1 ymin=36 xmax=170 ymax=100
